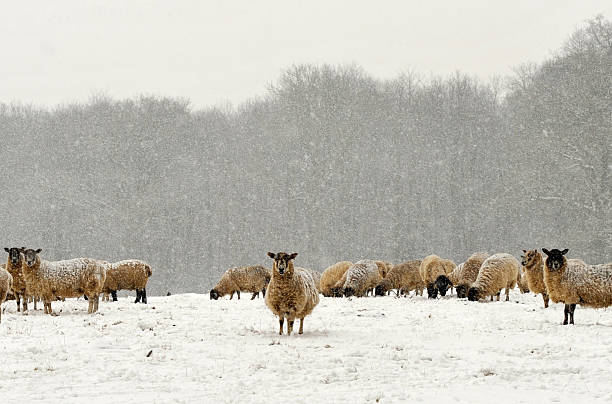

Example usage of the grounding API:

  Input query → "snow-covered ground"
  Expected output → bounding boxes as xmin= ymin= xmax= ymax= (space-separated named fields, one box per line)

xmin=1 ymin=291 xmax=611 ymax=403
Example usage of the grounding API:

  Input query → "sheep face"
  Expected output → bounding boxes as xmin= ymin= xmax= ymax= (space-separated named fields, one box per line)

xmin=374 ymin=284 xmax=386 ymax=296
xmin=4 ymin=247 xmax=23 ymax=266
xmin=330 ymin=286 xmax=343 ymax=297
xmin=210 ymin=289 xmax=220 ymax=300
xmin=435 ymin=275 xmax=452 ymax=297
xmin=542 ymin=248 xmax=568 ymax=271
xmin=467 ymin=286 xmax=481 ymax=301
xmin=521 ymin=249 xmax=540 ymax=267
xmin=22 ymin=248 xmax=42 ymax=268
xmin=343 ymin=287 xmax=355 ymax=297
xmin=267 ymin=252 xmax=298 ymax=276
xmin=456 ymin=284 xmax=469 ymax=298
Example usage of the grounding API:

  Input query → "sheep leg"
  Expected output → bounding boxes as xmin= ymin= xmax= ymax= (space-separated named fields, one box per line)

xmin=543 ymin=293 xmax=549 ymax=308
xmin=563 ymin=304 xmax=570 ymax=325
xmin=93 ymin=294 xmax=100 ymax=312
xmin=23 ymin=294 xmax=28 ymax=312
xmin=569 ymin=304 xmax=576 ymax=325
xmin=111 ymin=290 xmax=118 ymax=302
xmin=237 ymin=291 xmax=240 ymax=300
xmin=229 ymin=292 xmax=234 ymax=300
xmin=505 ymin=288 xmax=510 ymax=301
xmin=299 ymin=318 xmax=304 ymax=334
xmin=250 ymin=292 xmax=257 ymax=300
xmin=141 ymin=289 xmax=147 ymax=304
xmin=262 ymin=288 xmax=266 ymax=298
xmin=278 ymin=317 xmax=284 ymax=335
xmin=135 ymin=289 xmax=141 ymax=303
xmin=287 ymin=319 xmax=294 ymax=336
xmin=496 ymin=292 xmax=500 ymax=301
xmin=87 ymin=296 xmax=93 ymax=314
xmin=16 ymin=295 xmax=21 ymax=312
xmin=33 ymin=297 xmax=37 ymax=310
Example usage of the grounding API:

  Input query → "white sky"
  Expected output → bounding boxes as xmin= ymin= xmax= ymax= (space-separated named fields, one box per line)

xmin=0 ymin=0 xmax=610 ymax=109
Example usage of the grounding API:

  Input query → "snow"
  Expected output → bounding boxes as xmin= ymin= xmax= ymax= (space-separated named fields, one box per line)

xmin=1 ymin=292 xmax=612 ymax=403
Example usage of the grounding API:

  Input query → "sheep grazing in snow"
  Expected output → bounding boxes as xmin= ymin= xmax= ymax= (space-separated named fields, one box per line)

xmin=4 ymin=247 xmax=28 ymax=312
xmin=437 ymin=252 xmax=489 ymax=299
xmin=0 ymin=266 xmax=13 ymax=323
xmin=375 ymin=260 xmax=423 ymax=297
xmin=342 ymin=259 xmax=383 ymax=297
xmin=102 ymin=260 xmax=153 ymax=303
xmin=419 ymin=255 xmax=456 ymax=298
xmin=210 ymin=265 xmax=271 ymax=300
xmin=520 ymin=249 xmax=549 ymax=308
xmin=330 ymin=270 xmax=349 ymax=297
xmin=542 ymin=248 xmax=612 ymax=325
xmin=468 ymin=253 xmax=519 ymax=302
xmin=320 ymin=261 xmax=352 ymax=297
xmin=265 ymin=252 xmax=319 ymax=335
xmin=20 ymin=249 xmax=107 ymax=315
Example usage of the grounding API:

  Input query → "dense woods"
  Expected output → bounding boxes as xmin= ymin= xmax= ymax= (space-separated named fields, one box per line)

xmin=1 ymin=16 xmax=609 ymax=294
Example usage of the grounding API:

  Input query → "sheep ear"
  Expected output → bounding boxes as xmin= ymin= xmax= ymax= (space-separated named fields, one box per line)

xmin=3 ymin=248 xmax=8 ymax=253
xmin=35 ymin=248 xmax=42 ymax=254
xmin=522 ymin=249 xmax=527 ymax=253
xmin=267 ymin=252 xmax=276 ymax=259
xmin=561 ymin=249 xmax=568 ymax=255
xmin=542 ymin=248 xmax=550 ymax=256
xmin=289 ymin=253 xmax=298 ymax=260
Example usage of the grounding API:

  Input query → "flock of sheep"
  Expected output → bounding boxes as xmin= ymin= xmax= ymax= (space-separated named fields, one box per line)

xmin=0 ymin=247 xmax=153 ymax=322
xmin=210 ymin=249 xmax=612 ymax=334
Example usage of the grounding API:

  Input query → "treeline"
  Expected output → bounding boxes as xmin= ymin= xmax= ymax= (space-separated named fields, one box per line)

xmin=0 ymin=16 xmax=609 ymax=294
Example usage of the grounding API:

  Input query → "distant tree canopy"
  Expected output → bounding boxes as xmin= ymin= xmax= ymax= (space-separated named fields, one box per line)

xmin=0 ymin=16 xmax=609 ymax=294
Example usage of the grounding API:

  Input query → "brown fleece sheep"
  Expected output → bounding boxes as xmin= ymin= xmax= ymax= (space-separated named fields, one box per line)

xmin=102 ymin=260 xmax=153 ymax=304
xmin=468 ymin=253 xmax=519 ymax=302
xmin=266 ymin=252 xmax=319 ymax=335
xmin=520 ymin=249 xmax=549 ymax=308
xmin=21 ymin=249 xmax=106 ymax=314
xmin=4 ymin=247 xmax=28 ymax=312
xmin=210 ymin=265 xmax=271 ymax=300
xmin=437 ymin=252 xmax=489 ymax=298
xmin=375 ymin=260 xmax=423 ymax=296
xmin=542 ymin=248 xmax=612 ymax=325
xmin=320 ymin=261 xmax=352 ymax=297
xmin=0 ymin=266 xmax=13 ymax=323
xmin=343 ymin=259 xmax=383 ymax=297
xmin=419 ymin=254 xmax=457 ymax=298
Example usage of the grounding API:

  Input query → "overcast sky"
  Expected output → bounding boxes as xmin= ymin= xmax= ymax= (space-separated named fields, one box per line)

xmin=0 ymin=1 xmax=610 ymax=109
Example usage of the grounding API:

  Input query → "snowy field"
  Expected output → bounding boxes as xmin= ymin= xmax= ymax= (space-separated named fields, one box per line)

xmin=1 ymin=291 xmax=612 ymax=403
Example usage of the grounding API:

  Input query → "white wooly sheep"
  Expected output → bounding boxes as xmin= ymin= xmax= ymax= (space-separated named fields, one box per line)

xmin=21 ymin=249 xmax=107 ymax=315
xmin=0 ymin=266 xmax=13 ymax=323
xmin=343 ymin=259 xmax=382 ymax=297
xmin=467 ymin=253 xmax=519 ymax=302
xmin=542 ymin=248 xmax=612 ymax=325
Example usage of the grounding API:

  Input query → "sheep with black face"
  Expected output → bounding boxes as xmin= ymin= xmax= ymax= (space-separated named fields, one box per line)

xmin=265 ymin=252 xmax=319 ymax=335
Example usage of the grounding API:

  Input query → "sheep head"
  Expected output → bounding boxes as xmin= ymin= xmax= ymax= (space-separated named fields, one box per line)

xmin=267 ymin=252 xmax=297 ymax=277
xmin=209 ymin=289 xmax=220 ymax=300
xmin=435 ymin=275 xmax=452 ymax=296
xmin=4 ymin=247 xmax=24 ymax=266
xmin=521 ymin=249 xmax=541 ymax=267
xmin=542 ymin=248 xmax=568 ymax=271
xmin=455 ymin=284 xmax=469 ymax=298
xmin=21 ymin=248 xmax=42 ymax=268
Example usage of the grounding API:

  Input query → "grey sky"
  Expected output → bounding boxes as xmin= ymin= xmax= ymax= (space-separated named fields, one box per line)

xmin=1 ymin=0 xmax=610 ymax=109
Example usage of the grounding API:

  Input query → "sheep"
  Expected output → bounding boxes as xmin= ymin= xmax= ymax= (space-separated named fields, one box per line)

xmin=436 ymin=252 xmax=489 ymax=298
xmin=20 ymin=248 xmax=107 ymax=315
xmin=320 ymin=261 xmax=352 ymax=297
xmin=102 ymin=260 xmax=153 ymax=303
xmin=4 ymin=247 xmax=28 ymax=312
xmin=210 ymin=265 xmax=271 ymax=300
xmin=266 ymin=252 xmax=319 ymax=335
xmin=343 ymin=259 xmax=383 ymax=297
xmin=0 ymin=266 xmax=13 ymax=323
xmin=542 ymin=248 xmax=612 ymax=325
xmin=419 ymin=254 xmax=456 ymax=298
xmin=520 ymin=249 xmax=549 ymax=308
xmin=375 ymin=260 xmax=423 ymax=297
xmin=468 ymin=253 xmax=519 ymax=302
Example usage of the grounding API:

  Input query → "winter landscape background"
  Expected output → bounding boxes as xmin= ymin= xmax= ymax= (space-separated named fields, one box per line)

xmin=0 ymin=14 xmax=610 ymax=295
